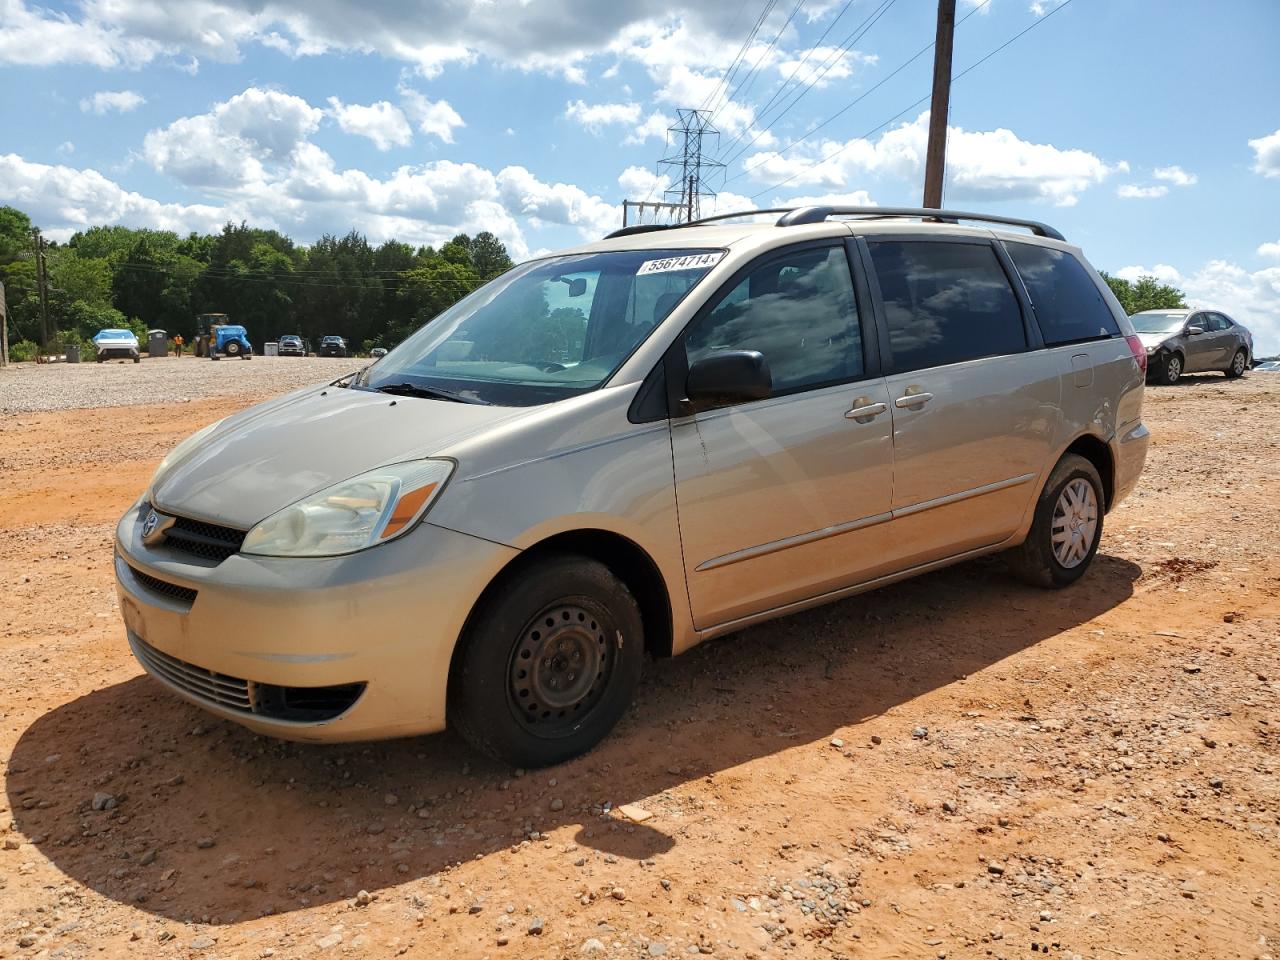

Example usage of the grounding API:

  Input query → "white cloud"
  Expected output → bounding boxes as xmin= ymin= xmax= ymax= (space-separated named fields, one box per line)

xmin=57 ymin=141 xmax=75 ymax=155
xmin=1248 ymin=128 xmax=1280 ymax=178
xmin=1116 ymin=260 xmax=1280 ymax=355
xmin=326 ymin=97 xmax=412 ymax=151
xmin=1257 ymin=241 xmax=1280 ymax=260
xmin=0 ymin=153 xmax=235 ymax=242
xmin=142 ymin=87 xmax=322 ymax=187
xmin=79 ymin=90 xmax=146 ymax=115
xmin=1153 ymin=165 xmax=1197 ymax=187
xmin=1117 ymin=184 xmax=1168 ymax=199
xmin=565 ymin=100 xmax=642 ymax=133
xmin=742 ymin=112 xmax=1119 ymax=207
xmin=0 ymin=0 xmax=751 ymax=75
xmin=398 ymin=86 xmax=465 ymax=143
xmin=565 ymin=100 xmax=670 ymax=144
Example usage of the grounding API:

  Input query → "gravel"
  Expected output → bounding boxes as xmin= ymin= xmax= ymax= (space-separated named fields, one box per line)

xmin=0 ymin=356 xmax=361 ymax=414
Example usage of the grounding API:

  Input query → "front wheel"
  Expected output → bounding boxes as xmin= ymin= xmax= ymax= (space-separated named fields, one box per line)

xmin=1006 ymin=453 xmax=1104 ymax=589
xmin=448 ymin=555 xmax=644 ymax=767
xmin=1224 ymin=349 xmax=1247 ymax=379
xmin=132 ymin=356 xmax=140 ymax=364
xmin=1155 ymin=352 xmax=1182 ymax=385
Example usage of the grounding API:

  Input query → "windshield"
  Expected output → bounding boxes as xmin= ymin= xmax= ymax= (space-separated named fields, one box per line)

xmin=1130 ymin=312 xmax=1188 ymax=334
xmin=96 ymin=329 xmax=134 ymax=339
xmin=360 ymin=248 xmax=722 ymax=406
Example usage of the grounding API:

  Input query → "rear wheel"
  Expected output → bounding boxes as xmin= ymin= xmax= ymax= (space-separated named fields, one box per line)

xmin=1155 ymin=352 xmax=1183 ymax=385
xmin=224 ymin=341 xmax=241 ymax=356
xmin=448 ymin=555 xmax=644 ymax=767
xmin=1007 ymin=453 xmax=1104 ymax=589
xmin=1225 ymin=349 xmax=1247 ymax=379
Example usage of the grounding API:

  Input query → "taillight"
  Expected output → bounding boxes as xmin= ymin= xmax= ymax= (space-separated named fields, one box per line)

xmin=1125 ymin=334 xmax=1147 ymax=375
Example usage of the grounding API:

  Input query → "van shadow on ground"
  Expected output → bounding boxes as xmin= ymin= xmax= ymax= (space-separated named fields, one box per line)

xmin=7 ymin=553 xmax=1141 ymax=924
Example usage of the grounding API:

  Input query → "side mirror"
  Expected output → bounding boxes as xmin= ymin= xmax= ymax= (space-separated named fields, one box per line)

xmin=1186 ymin=325 xmax=1204 ymax=336
xmin=685 ymin=350 xmax=772 ymax=411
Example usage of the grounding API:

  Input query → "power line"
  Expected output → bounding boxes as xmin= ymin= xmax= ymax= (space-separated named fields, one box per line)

xmin=711 ymin=0 xmax=808 ymax=124
xmin=748 ymin=0 xmax=1076 ymax=200
xmin=700 ymin=0 xmax=779 ymax=115
xmin=717 ymin=0 xmax=899 ymax=167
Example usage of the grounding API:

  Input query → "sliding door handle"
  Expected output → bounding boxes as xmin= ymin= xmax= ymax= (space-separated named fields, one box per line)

xmin=845 ymin=399 xmax=887 ymax=423
xmin=894 ymin=392 xmax=934 ymax=409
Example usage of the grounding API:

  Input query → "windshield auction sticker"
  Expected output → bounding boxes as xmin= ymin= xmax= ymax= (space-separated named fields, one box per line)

xmin=637 ymin=252 xmax=725 ymax=275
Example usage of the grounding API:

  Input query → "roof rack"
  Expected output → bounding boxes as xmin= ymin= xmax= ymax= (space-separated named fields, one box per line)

xmin=776 ymin=205 xmax=1066 ymax=241
xmin=602 ymin=206 xmax=1066 ymax=242
xmin=602 ymin=209 xmax=796 ymax=241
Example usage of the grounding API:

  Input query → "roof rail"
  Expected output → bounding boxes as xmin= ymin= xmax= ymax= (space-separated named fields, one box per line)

xmin=602 ymin=208 xmax=797 ymax=240
xmin=776 ymin=205 xmax=1066 ymax=242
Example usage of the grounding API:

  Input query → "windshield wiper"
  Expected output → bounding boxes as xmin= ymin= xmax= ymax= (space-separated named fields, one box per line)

xmin=372 ymin=382 xmax=492 ymax=405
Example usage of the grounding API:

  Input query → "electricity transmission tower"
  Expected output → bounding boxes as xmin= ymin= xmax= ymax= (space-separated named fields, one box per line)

xmin=620 ymin=108 xmax=726 ymax=228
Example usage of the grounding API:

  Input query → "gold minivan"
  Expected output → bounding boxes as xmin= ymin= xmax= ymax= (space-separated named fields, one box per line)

xmin=114 ymin=206 xmax=1150 ymax=766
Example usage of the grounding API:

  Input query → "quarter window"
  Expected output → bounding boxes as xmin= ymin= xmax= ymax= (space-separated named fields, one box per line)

xmin=867 ymin=240 xmax=1026 ymax=373
xmin=684 ymin=245 xmax=863 ymax=394
xmin=1005 ymin=241 xmax=1120 ymax=346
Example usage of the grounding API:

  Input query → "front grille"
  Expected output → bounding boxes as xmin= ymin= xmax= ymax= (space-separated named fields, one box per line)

xmin=130 ymin=635 xmax=367 ymax=723
xmin=132 ymin=635 xmax=252 ymax=713
xmin=128 ymin=565 xmax=198 ymax=606
xmin=163 ymin=515 xmax=247 ymax=562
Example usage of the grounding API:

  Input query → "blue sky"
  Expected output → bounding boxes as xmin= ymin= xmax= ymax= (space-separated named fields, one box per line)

xmin=3 ymin=0 xmax=1279 ymax=351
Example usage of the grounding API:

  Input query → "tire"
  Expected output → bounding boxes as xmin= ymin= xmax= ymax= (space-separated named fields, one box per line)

xmin=224 ymin=341 xmax=241 ymax=356
xmin=1006 ymin=453 xmax=1104 ymax=589
xmin=448 ymin=555 xmax=644 ymax=767
xmin=132 ymin=356 xmax=140 ymax=364
xmin=1224 ymin=349 xmax=1247 ymax=379
xmin=1155 ymin=352 xmax=1183 ymax=385
xmin=241 ymin=352 xmax=252 ymax=360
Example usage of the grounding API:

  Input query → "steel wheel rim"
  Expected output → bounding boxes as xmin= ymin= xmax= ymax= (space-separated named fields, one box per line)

xmin=1167 ymin=355 xmax=1181 ymax=381
xmin=508 ymin=602 xmax=614 ymax=737
xmin=1233 ymin=352 xmax=1246 ymax=375
xmin=1051 ymin=477 xmax=1098 ymax=569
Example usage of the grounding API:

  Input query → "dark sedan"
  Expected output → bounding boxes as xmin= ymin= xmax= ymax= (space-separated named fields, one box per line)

xmin=1132 ymin=309 xmax=1254 ymax=385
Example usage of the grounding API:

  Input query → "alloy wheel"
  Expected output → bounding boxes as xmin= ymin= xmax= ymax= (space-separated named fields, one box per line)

xmin=1051 ymin=478 xmax=1098 ymax=569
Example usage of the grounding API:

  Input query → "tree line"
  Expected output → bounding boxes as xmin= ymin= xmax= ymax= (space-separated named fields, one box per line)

xmin=0 ymin=205 xmax=514 ymax=359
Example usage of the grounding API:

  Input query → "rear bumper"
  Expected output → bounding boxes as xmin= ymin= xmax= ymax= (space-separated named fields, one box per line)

xmin=113 ymin=501 xmax=518 ymax=742
xmin=1111 ymin=419 xmax=1150 ymax=508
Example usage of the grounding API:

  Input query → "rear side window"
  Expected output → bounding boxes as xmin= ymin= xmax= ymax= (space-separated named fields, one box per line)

xmin=867 ymin=240 xmax=1025 ymax=373
xmin=1005 ymin=241 xmax=1120 ymax=346
xmin=684 ymin=245 xmax=863 ymax=394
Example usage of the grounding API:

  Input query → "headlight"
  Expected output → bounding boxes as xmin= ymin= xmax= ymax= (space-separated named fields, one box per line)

xmin=241 ymin=459 xmax=454 ymax=558
xmin=147 ymin=418 xmax=226 ymax=500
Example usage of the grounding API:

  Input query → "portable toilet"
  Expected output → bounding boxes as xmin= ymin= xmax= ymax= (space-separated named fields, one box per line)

xmin=147 ymin=329 xmax=167 ymax=358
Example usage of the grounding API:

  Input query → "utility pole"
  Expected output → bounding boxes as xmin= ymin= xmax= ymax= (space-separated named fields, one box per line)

xmin=922 ymin=0 xmax=956 ymax=209
xmin=619 ymin=108 xmax=726 ymax=228
xmin=32 ymin=228 xmax=50 ymax=349
xmin=0 ymin=280 xmax=8 ymax=367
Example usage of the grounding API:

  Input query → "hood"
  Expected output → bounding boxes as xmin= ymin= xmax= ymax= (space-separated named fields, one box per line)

xmin=152 ymin=386 xmax=524 ymax=528
xmin=94 ymin=331 xmax=138 ymax=344
xmin=1136 ymin=331 xmax=1177 ymax=349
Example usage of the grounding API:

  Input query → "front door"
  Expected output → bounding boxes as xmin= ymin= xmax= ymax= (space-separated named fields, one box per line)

xmin=1182 ymin=312 xmax=1219 ymax=372
xmin=669 ymin=243 xmax=895 ymax=629
xmin=863 ymin=237 xmax=1059 ymax=568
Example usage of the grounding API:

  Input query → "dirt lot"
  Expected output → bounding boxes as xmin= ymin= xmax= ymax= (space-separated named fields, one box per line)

xmin=1 ymin=367 xmax=1277 ymax=960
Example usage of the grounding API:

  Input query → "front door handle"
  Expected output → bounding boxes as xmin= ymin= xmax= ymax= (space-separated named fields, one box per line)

xmin=894 ymin=391 xmax=934 ymax=409
xmin=845 ymin=399 xmax=887 ymax=423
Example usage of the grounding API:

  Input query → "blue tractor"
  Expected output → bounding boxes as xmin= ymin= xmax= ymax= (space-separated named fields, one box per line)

xmin=194 ymin=313 xmax=253 ymax=360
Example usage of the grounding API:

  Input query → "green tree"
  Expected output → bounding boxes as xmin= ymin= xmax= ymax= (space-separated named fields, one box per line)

xmin=0 ymin=206 xmax=32 ymax=263
xmin=469 ymin=231 xmax=515 ymax=281
xmin=1100 ymin=271 xmax=1187 ymax=315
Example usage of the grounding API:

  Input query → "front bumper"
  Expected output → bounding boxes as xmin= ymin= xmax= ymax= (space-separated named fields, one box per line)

xmin=97 ymin=346 xmax=139 ymax=359
xmin=113 ymin=501 xmax=518 ymax=742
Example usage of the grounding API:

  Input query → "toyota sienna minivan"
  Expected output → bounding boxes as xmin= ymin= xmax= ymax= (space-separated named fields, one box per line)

xmin=114 ymin=206 xmax=1150 ymax=766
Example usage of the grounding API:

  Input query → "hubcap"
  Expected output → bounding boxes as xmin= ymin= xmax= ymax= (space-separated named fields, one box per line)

xmin=1051 ymin=478 xmax=1098 ymax=569
xmin=508 ymin=602 xmax=613 ymax=736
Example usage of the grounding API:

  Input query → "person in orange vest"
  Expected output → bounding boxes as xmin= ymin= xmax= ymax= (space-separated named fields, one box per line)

xmin=174 ymin=334 xmax=184 ymax=357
